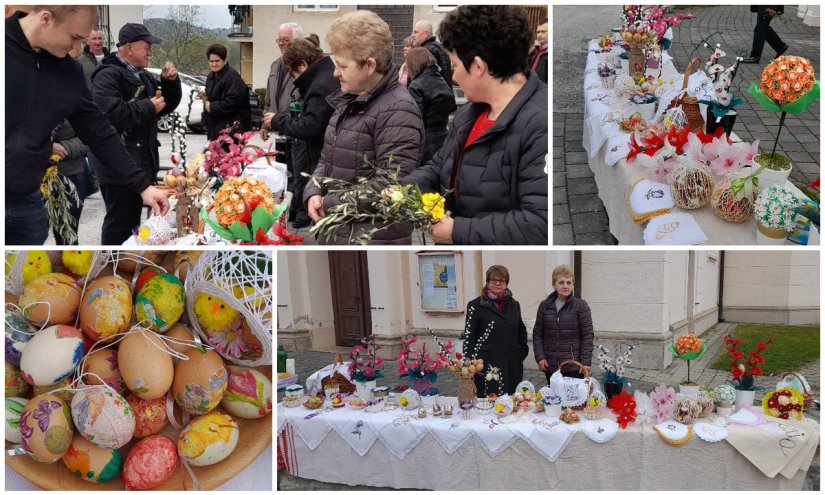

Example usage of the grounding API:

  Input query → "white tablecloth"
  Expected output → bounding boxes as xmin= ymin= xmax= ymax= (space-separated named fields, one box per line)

xmin=277 ymin=399 xmax=816 ymax=490
xmin=580 ymin=39 xmax=808 ymax=245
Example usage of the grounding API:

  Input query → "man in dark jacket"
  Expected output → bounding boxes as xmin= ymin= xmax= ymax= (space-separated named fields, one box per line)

xmin=78 ymin=27 xmax=109 ymax=89
xmin=5 ymin=8 xmax=168 ymax=245
xmin=203 ymin=43 xmax=251 ymax=141
xmin=527 ymin=21 xmax=548 ymax=83
xmin=742 ymin=6 xmax=788 ymax=64
xmin=412 ymin=20 xmax=454 ymax=89
xmin=91 ymin=22 xmax=182 ymax=245
xmin=533 ymin=265 xmax=594 ymax=381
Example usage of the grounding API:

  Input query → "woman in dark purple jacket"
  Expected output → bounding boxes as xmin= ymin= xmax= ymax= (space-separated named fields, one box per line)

xmin=533 ymin=265 xmax=594 ymax=382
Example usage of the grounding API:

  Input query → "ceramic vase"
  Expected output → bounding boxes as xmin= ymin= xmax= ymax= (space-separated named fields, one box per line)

xmin=734 ymin=389 xmax=756 ymax=412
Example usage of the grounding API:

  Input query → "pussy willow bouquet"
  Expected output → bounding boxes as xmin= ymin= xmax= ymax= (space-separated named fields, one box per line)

xmin=41 ymin=154 xmax=79 ymax=244
xmin=304 ymin=155 xmax=449 ymax=245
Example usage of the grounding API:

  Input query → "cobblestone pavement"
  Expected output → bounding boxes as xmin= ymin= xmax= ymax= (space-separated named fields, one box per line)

xmin=277 ymin=322 xmax=820 ymax=490
xmin=552 ymin=5 xmax=820 ymax=245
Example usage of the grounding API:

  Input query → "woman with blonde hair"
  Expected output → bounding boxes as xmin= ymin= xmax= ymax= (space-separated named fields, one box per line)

xmin=406 ymin=47 xmax=456 ymax=165
xmin=533 ymin=265 xmax=594 ymax=383
xmin=303 ymin=10 xmax=424 ymax=244
xmin=398 ymin=36 xmax=416 ymax=87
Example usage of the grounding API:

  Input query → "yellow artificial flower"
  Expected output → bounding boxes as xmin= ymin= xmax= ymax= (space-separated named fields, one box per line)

xmin=420 ymin=193 xmax=446 ymax=221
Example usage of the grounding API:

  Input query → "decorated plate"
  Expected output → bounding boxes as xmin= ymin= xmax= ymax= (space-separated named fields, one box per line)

xmin=693 ymin=422 xmax=728 ymax=443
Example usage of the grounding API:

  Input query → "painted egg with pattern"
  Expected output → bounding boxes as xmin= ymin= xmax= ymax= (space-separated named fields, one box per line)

xmin=19 ymin=394 xmax=73 ymax=463
xmin=126 ymin=394 xmax=168 ymax=438
xmin=178 ymin=411 xmax=239 ymax=466
xmin=172 ymin=348 xmax=227 ymax=415
xmin=18 ymin=273 xmax=82 ymax=326
xmin=71 ymin=386 xmax=135 ymax=448
xmin=19 ymin=325 xmax=84 ymax=386
xmin=81 ymin=349 xmax=127 ymax=395
xmin=34 ymin=377 xmax=74 ymax=406
xmin=5 ymin=311 xmax=36 ymax=366
xmin=221 ymin=366 xmax=272 ymax=418
xmin=134 ymin=273 xmax=185 ymax=333
xmin=62 ymin=433 xmax=123 ymax=483
xmin=117 ymin=330 xmax=174 ymax=400
xmin=79 ymin=276 xmax=132 ymax=341
xmin=123 ymin=434 xmax=177 ymax=489
xmin=5 ymin=361 xmax=30 ymax=397
xmin=5 ymin=397 xmax=28 ymax=443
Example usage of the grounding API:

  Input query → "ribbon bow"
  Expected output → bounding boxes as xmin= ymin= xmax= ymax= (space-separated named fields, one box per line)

xmin=730 ymin=169 xmax=760 ymax=200
xmin=698 ymin=95 xmax=744 ymax=120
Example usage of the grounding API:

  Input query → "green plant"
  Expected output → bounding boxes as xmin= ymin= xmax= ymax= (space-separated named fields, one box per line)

xmin=712 ymin=324 xmax=820 ymax=375
xmin=754 ymin=152 xmax=791 ymax=171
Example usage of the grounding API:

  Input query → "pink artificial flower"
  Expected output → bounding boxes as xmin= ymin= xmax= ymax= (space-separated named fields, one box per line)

xmin=411 ymin=337 xmax=417 ymax=343
xmin=353 ymin=345 xmax=363 ymax=353
xmin=375 ymin=357 xmax=384 ymax=366
xmin=364 ymin=367 xmax=376 ymax=378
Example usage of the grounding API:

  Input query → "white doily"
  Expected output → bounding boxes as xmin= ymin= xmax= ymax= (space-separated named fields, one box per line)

xmin=185 ymin=250 xmax=272 ymax=366
xmin=694 ymin=422 xmax=728 ymax=443
xmin=514 ymin=420 xmax=576 ymax=462
xmin=728 ymin=406 xmax=765 ymax=426
xmin=289 ymin=411 xmax=333 ymax=450
xmin=371 ymin=417 xmax=429 ymax=460
xmin=328 ymin=412 xmax=379 ymax=456
xmin=425 ymin=417 xmax=474 ymax=454
xmin=654 ymin=419 xmax=691 ymax=443
xmin=583 ymin=418 xmax=619 ymax=443
xmin=515 ymin=380 xmax=535 ymax=394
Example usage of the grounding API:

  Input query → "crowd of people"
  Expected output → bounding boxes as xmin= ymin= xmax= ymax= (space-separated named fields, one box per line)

xmin=464 ymin=263 xmax=594 ymax=397
xmin=4 ymin=5 xmax=548 ymax=246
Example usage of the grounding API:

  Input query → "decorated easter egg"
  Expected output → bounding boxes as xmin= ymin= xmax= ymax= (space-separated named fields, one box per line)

xmin=71 ymin=386 xmax=135 ymax=448
xmin=19 ymin=394 xmax=73 ymax=463
xmin=81 ymin=349 xmax=127 ymax=395
xmin=135 ymin=266 xmax=162 ymax=292
xmin=125 ymin=394 xmax=168 ymax=438
xmin=114 ymin=250 xmax=166 ymax=274
xmin=63 ymin=432 xmax=123 ymax=483
xmin=5 ymin=361 xmax=30 ymax=396
xmin=123 ymin=434 xmax=177 ymax=490
xmin=172 ymin=348 xmax=227 ymax=415
xmin=117 ymin=330 xmax=174 ymax=400
xmin=221 ymin=366 xmax=272 ymax=418
xmin=19 ymin=273 xmax=82 ymax=325
xmin=134 ymin=273 xmax=185 ymax=333
xmin=34 ymin=377 xmax=74 ymax=406
xmin=19 ymin=325 xmax=84 ymax=386
xmin=5 ymin=397 xmax=28 ymax=443
xmin=5 ymin=311 xmax=35 ymax=366
xmin=79 ymin=276 xmax=132 ymax=341
xmin=178 ymin=411 xmax=239 ymax=466
xmin=165 ymin=323 xmax=195 ymax=357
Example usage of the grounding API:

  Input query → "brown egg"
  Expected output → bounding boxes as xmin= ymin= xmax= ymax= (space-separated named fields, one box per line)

xmin=118 ymin=330 xmax=174 ymax=400
xmin=82 ymin=348 xmax=127 ymax=395
xmin=20 ymin=394 xmax=72 ymax=463
xmin=165 ymin=323 xmax=195 ymax=357
xmin=79 ymin=276 xmax=132 ymax=342
xmin=115 ymin=251 xmax=165 ymax=273
xmin=171 ymin=348 xmax=228 ymax=415
xmin=19 ymin=273 xmax=81 ymax=325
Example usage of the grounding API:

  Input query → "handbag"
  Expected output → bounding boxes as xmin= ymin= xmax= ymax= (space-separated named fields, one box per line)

xmin=549 ymin=359 xmax=593 ymax=409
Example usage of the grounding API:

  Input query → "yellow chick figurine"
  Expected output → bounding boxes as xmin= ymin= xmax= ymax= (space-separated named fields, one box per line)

xmin=6 ymin=251 xmax=52 ymax=287
xmin=194 ymin=293 xmax=243 ymax=333
xmin=63 ymin=250 xmax=93 ymax=277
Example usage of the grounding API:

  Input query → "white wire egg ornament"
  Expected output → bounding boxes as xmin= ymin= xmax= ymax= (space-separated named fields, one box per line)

xmin=5 ymin=250 xmax=109 ymax=295
xmin=664 ymin=106 xmax=688 ymax=130
xmin=185 ymin=251 xmax=272 ymax=367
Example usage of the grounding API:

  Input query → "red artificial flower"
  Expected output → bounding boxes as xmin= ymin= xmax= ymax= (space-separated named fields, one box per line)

xmin=810 ymin=177 xmax=820 ymax=189
xmin=608 ymin=391 xmax=637 ymax=429
xmin=756 ymin=341 xmax=768 ymax=350
xmin=750 ymin=366 xmax=763 ymax=376
xmin=666 ymin=125 xmax=690 ymax=154
xmin=271 ymin=223 xmax=305 ymax=245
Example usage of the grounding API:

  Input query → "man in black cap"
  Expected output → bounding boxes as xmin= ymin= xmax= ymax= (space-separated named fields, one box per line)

xmin=91 ymin=22 xmax=182 ymax=245
xmin=5 ymin=6 xmax=170 ymax=245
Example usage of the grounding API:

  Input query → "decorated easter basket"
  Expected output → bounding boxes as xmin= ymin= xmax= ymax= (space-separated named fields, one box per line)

xmin=670 ymin=157 xmax=715 ymax=210
xmin=666 ymin=58 xmax=705 ymax=131
xmin=779 ymin=372 xmax=814 ymax=409
xmin=6 ymin=250 xmax=109 ymax=295
xmin=185 ymin=251 xmax=273 ymax=367
xmin=712 ymin=173 xmax=757 ymax=223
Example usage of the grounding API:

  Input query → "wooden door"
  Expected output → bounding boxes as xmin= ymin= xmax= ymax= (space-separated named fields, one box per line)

xmin=328 ymin=252 xmax=372 ymax=347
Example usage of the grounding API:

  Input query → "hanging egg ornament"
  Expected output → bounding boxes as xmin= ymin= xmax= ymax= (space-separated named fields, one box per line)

xmin=123 ymin=434 xmax=178 ymax=489
xmin=178 ymin=411 xmax=240 ymax=466
xmin=5 ymin=311 xmax=36 ymax=366
xmin=19 ymin=394 xmax=73 ymax=463
xmin=117 ymin=330 xmax=174 ymax=400
xmin=63 ymin=433 xmax=123 ymax=483
xmin=134 ymin=273 xmax=185 ymax=333
xmin=71 ymin=386 xmax=135 ymax=448
xmin=5 ymin=362 xmax=30 ymax=397
xmin=19 ymin=273 xmax=82 ymax=326
xmin=126 ymin=394 xmax=168 ymax=438
xmin=5 ymin=397 xmax=28 ymax=443
xmin=81 ymin=348 xmax=127 ymax=395
xmin=19 ymin=324 xmax=84 ymax=386
xmin=79 ymin=276 xmax=133 ymax=342
xmin=172 ymin=347 xmax=228 ymax=415
xmin=220 ymin=365 xmax=272 ymax=419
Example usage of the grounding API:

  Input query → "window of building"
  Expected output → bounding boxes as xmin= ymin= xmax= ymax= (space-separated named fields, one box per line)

xmin=433 ymin=5 xmax=459 ymax=13
xmin=294 ymin=5 xmax=340 ymax=12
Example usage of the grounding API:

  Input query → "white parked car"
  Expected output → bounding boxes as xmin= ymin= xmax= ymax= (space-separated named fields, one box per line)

xmin=146 ymin=68 xmax=205 ymax=133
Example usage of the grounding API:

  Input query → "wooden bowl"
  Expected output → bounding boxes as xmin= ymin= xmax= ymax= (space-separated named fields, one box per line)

xmin=6 ymin=366 xmax=272 ymax=490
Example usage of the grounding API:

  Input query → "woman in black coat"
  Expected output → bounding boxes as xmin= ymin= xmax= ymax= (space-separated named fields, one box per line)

xmin=203 ymin=43 xmax=251 ymax=141
xmin=463 ymin=265 xmax=529 ymax=397
xmin=406 ymin=47 xmax=456 ymax=166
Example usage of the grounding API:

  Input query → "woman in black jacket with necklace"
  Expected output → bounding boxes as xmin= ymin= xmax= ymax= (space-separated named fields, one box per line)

xmin=463 ymin=265 xmax=528 ymax=397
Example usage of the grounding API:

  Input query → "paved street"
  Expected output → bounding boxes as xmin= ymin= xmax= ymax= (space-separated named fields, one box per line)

xmin=553 ymin=5 xmax=821 ymax=245
xmin=277 ymin=321 xmax=820 ymax=490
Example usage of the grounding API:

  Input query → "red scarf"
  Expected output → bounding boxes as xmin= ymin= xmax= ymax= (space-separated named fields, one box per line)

xmin=530 ymin=46 xmax=547 ymax=70
xmin=484 ymin=288 xmax=510 ymax=312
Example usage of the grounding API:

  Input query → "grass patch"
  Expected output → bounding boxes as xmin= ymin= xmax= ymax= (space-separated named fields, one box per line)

xmin=711 ymin=324 xmax=820 ymax=375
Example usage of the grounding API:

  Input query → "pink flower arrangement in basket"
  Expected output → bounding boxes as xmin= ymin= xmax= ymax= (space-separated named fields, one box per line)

xmin=203 ymin=127 xmax=269 ymax=179
xmin=397 ymin=336 xmax=453 ymax=394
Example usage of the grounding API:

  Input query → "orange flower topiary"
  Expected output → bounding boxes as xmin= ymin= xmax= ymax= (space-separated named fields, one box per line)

xmin=675 ymin=333 xmax=702 ymax=355
xmin=759 ymin=55 xmax=816 ymax=106
xmin=213 ymin=177 xmax=275 ymax=227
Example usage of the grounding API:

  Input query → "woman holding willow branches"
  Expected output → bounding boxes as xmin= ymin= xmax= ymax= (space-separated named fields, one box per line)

xmin=463 ymin=265 xmax=528 ymax=397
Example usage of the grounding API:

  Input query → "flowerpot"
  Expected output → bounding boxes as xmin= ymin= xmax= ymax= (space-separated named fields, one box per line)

xmin=457 ymin=377 xmax=477 ymax=405
xmin=620 ymin=58 xmax=629 ymax=75
xmin=756 ymin=222 xmax=788 ymax=245
xmin=544 ymin=404 xmax=562 ymax=418
xmin=716 ymin=405 xmax=733 ymax=417
xmin=604 ymin=382 xmax=624 ymax=400
xmin=410 ymin=377 xmax=432 ymax=394
xmin=705 ymin=108 xmax=737 ymax=137
xmin=735 ymin=389 xmax=756 ymax=412
xmin=754 ymin=156 xmax=792 ymax=192
xmin=679 ymin=384 xmax=700 ymax=398
xmin=635 ymin=102 xmax=656 ymax=120
xmin=355 ymin=380 xmax=376 ymax=401
xmin=808 ymin=224 xmax=820 ymax=246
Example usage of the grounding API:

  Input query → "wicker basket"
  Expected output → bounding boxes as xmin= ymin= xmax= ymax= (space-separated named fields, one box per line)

xmin=667 ymin=58 xmax=705 ymax=131
xmin=783 ymin=372 xmax=814 ymax=410
xmin=557 ymin=359 xmax=594 ymax=410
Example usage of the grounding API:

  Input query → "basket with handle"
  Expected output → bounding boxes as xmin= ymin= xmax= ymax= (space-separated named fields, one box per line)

xmin=782 ymin=372 xmax=814 ymax=410
xmin=556 ymin=359 xmax=594 ymax=410
xmin=667 ymin=57 xmax=705 ymax=131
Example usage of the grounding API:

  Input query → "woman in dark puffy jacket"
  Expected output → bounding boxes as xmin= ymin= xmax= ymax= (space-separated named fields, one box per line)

xmin=533 ymin=264 xmax=594 ymax=382
xmin=303 ymin=10 xmax=423 ymax=245
xmin=203 ymin=43 xmax=251 ymax=141
xmin=406 ymin=47 xmax=456 ymax=166
xmin=464 ymin=265 xmax=528 ymax=397
xmin=406 ymin=5 xmax=548 ymax=245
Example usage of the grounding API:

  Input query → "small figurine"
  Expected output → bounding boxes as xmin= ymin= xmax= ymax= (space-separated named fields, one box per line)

xmin=418 ymin=408 xmax=427 ymax=419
